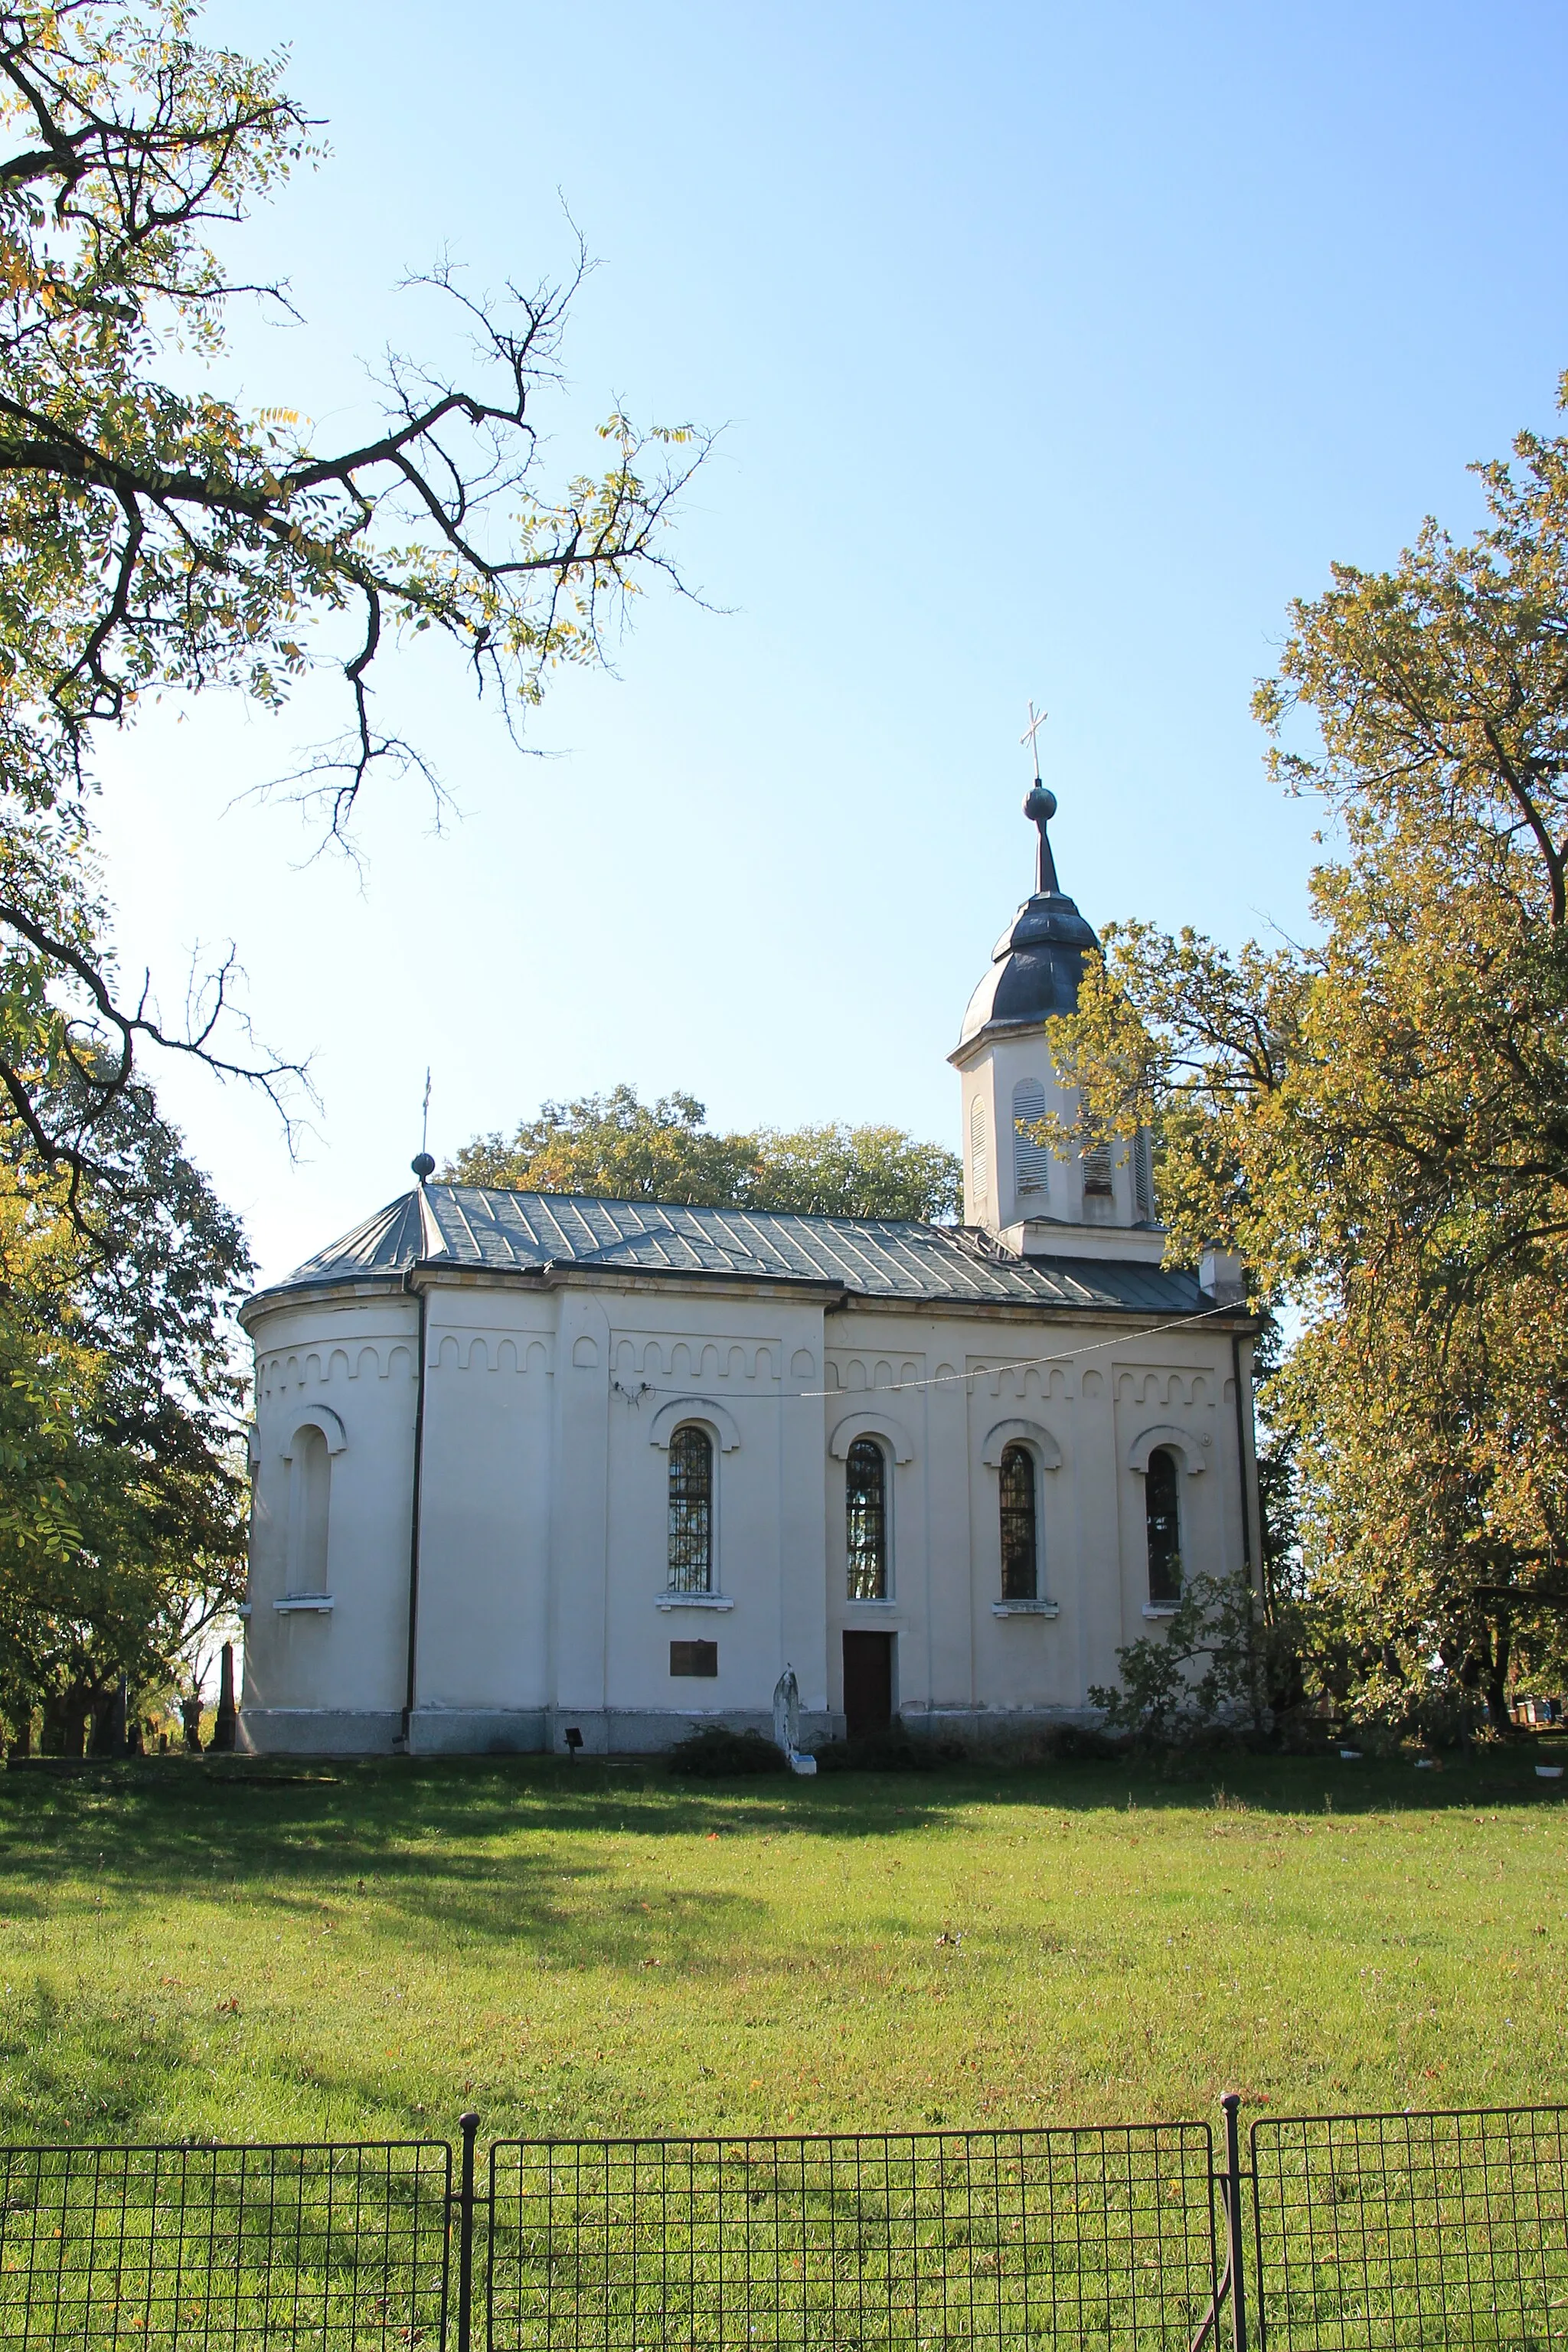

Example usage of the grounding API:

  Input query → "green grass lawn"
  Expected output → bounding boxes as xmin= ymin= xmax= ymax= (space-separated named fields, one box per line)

xmin=2 ymin=1748 xmax=1564 ymax=2148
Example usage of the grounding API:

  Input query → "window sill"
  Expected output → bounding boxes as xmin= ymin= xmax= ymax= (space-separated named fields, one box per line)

xmin=655 ymin=1592 xmax=734 ymax=1611
xmin=1142 ymin=1602 xmax=1180 ymax=1619
xmin=845 ymin=1596 xmax=897 ymax=1609
xmin=992 ymin=1599 xmax=1060 ymax=1617
xmin=275 ymin=1595 xmax=334 ymax=1614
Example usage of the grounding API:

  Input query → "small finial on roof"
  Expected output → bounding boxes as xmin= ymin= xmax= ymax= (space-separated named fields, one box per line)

xmin=1019 ymin=698 xmax=1060 ymax=893
xmin=1024 ymin=780 xmax=1060 ymax=897
xmin=411 ymin=1066 xmax=434 ymax=1184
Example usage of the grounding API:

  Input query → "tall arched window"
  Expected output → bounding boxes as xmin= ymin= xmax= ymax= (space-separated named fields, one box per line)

xmin=846 ymin=1438 xmax=888 ymax=1600
xmin=1013 ymin=1079 xmax=1050 ymax=1200
xmin=1145 ymin=1446 xmax=1181 ymax=1602
xmin=999 ymin=1442 xmax=1038 ymax=1599
xmin=667 ymin=1424 xmax=714 ymax=1593
xmin=287 ymin=1423 xmax=332 ymax=1594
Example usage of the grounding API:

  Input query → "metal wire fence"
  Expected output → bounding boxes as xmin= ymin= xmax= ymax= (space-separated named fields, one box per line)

xmin=2 ymin=2102 xmax=1566 ymax=2352
xmin=486 ymin=2125 xmax=1220 ymax=2351
xmin=0 ymin=2138 xmax=451 ymax=2352
xmin=1250 ymin=2106 xmax=1568 ymax=2350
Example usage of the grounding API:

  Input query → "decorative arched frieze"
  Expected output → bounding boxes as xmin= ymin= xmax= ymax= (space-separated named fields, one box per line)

xmin=828 ymin=1408 xmax=913 ymax=1465
xmin=648 ymin=1396 xmax=742 ymax=1454
xmin=982 ymin=1417 xmax=1063 ymax=1471
xmin=1128 ymin=1423 xmax=1205 ymax=1476
xmin=282 ymin=1404 xmax=346 ymax=1459
xmin=1117 ymin=1370 xmax=1204 ymax=1408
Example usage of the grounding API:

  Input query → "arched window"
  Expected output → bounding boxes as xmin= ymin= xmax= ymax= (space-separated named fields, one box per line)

xmin=1013 ymin=1079 xmax=1050 ymax=1200
xmin=846 ymin=1438 xmax=888 ymax=1600
xmin=1145 ymin=1446 xmax=1181 ymax=1602
xmin=667 ymin=1424 xmax=714 ymax=1593
xmin=999 ymin=1442 xmax=1038 ymax=1599
xmin=969 ymin=1097 xmax=988 ymax=1212
xmin=287 ymin=1423 xmax=332 ymax=1594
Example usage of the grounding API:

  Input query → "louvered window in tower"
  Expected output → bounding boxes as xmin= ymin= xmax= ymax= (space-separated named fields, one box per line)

xmin=969 ymin=1098 xmax=988 ymax=1212
xmin=1134 ymin=1129 xmax=1156 ymax=1224
xmin=1083 ymin=1125 xmax=1114 ymax=1198
xmin=1013 ymin=1080 xmax=1050 ymax=1201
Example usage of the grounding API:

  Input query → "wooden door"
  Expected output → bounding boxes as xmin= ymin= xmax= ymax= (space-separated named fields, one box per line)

xmin=842 ymin=1631 xmax=894 ymax=1740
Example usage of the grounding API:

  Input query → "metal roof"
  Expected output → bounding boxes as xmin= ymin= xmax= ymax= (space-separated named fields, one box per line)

xmin=256 ymin=1184 xmax=1218 ymax=1319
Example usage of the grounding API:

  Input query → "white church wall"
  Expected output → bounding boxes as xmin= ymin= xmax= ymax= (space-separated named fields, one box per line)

xmin=237 ymin=1263 xmax=1261 ymax=1756
xmin=1111 ymin=1354 xmax=1252 ymax=1644
xmin=240 ymin=1292 xmax=420 ymax=1753
xmin=544 ymin=1290 xmax=614 ymax=1749
xmin=815 ymin=1310 xmax=1256 ymax=1740
xmin=595 ymin=1293 xmax=829 ymax=1749
xmin=405 ymin=1282 xmax=557 ymax=1750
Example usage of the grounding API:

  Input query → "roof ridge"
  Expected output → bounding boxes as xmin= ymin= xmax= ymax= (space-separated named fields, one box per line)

xmin=434 ymin=1179 xmax=952 ymax=1237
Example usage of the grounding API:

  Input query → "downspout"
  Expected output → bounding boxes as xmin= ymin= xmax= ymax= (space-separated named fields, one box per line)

xmin=400 ymin=1159 xmax=437 ymax=1752
xmin=400 ymin=1269 xmax=429 ymax=1751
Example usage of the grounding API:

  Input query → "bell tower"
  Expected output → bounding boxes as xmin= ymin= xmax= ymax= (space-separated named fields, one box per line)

xmin=949 ymin=764 xmax=1161 ymax=1265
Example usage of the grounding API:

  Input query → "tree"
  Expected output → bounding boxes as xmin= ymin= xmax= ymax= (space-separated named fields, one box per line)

xmin=1050 ymin=381 xmax=1568 ymax=1731
xmin=0 ymin=2 xmax=708 ymax=1192
xmin=0 ymin=1067 xmax=250 ymax=1749
xmin=447 ymin=1084 xmax=963 ymax=1222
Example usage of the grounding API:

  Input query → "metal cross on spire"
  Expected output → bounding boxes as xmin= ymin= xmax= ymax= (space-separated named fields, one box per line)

xmin=1020 ymin=698 xmax=1048 ymax=781
xmin=411 ymin=1067 xmax=436 ymax=1184
xmin=1020 ymin=698 xmax=1060 ymax=897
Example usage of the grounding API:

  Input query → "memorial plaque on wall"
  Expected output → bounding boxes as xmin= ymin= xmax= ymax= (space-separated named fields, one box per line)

xmin=670 ymin=1640 xmax=718 ymax=1677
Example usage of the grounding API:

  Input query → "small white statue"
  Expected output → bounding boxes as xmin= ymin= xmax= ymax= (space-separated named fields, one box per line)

xmin=772 ymin=1664 xmax=817 ymax=1775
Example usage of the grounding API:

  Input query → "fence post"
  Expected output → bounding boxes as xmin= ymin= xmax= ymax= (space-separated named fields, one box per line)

xmin=455 ymin=2109 xmax=480 ymax=2352
xmin=1220 ymin=2093 xmax=1248 ymax=2352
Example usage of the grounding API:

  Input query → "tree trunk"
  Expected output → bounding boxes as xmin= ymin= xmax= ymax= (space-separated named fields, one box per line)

xmin=1484 ymin=1619 xmax=1512 ymax=1733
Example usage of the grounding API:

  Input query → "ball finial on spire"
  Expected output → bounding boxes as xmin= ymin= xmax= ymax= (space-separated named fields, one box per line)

xmin=1023 ymin=782 xmax=1060 ymax=897
xmin=411 ymin=1152 xmax=436 ymax=1184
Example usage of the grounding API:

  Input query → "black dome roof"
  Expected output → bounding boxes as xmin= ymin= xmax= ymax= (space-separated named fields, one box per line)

xmin=957 ymin=887 xmax=1099 ymax=1047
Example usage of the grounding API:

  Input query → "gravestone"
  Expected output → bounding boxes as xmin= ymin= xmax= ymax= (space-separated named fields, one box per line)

xmin=771 ymin=1665 xmax=818 ymax=1776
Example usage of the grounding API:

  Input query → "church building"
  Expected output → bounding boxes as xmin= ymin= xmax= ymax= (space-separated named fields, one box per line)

xmin=237 ymin=786 xmax=1260 ymax=1755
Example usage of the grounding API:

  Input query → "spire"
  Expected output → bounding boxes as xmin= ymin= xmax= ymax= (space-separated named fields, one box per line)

xmin=1018 ymin=697 xmax=1061 ymax=896
xmin=411 ymin=1066 xmax=435 ymax=1185
xmin=1024 ymin=782 xmax=1060 ymax=897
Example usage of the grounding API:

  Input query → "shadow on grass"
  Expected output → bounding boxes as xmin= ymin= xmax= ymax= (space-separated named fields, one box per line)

xmin=0 ymin=1976 xmax=201 ymax=2142
xmin=2 ymin=1747 xmax=1561 ymax=1974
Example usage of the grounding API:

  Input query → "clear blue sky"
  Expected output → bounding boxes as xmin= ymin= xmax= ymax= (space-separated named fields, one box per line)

xmin=99 ymin=0 xmax=1568 ymax=1285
